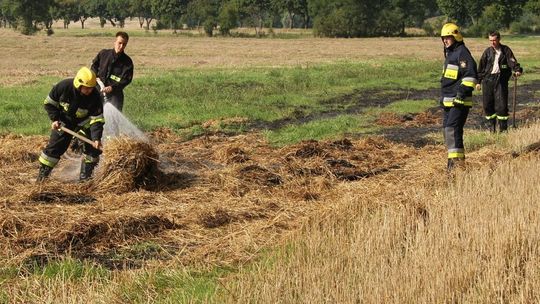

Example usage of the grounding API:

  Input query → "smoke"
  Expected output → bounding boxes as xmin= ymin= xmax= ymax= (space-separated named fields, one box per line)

xmin=102 ymin=102 xmax=148 ymax=143
xmin=54 ymin=102 xmax=147 ymax=181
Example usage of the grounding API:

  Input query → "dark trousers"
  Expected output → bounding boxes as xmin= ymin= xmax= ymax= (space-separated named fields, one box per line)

xmin=482 ymin=75 xmax=509 ymax=119
xmin=443 ymin=106 xmax=469 ymax=159
xmin=41 ymin=128 xmax=101 ymax=167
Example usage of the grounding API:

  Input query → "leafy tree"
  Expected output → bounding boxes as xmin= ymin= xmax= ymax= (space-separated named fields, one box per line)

xmin=75 ymin=0 xmax=91 ymax=29
xmin=238 ymin=0 xmax=272 ymax=36
xmin=510 ymin=10 xmax=540 ymax=33
xmin=1 ymin=0 xmax=54 ymax=34
xmin=297 ymin=0 xmax=309 ymax=28
xmin=377 ymin=7 xmax=404 ymax=36
xmin=525 ymin=0 xmax=540 ymax=14
xmin=130 ymin=0 xmax=154 ymax=29
xmin=310 ymin=0 xmax=386 ymax=37
xmin=51 ymin=0 xmax=77 ymax=29
xmin=436 ymin=0 xmax=526 ymax=27
xmin=86 ymin=0 xmax=110 ymax=27
xmin=436 ymin=0 xmax=469 ymax=25
xmin=107 ymin=0 xmax=131 ymax=27
xmin=272 ymin=0 xmax=307 ymax=28
xmin=218 ymin=0 xmax=239 ymax=35
xmin=389 ymin=0 xmax=439 ymax=35
xmin=186 ymin=0 xmax=220 ymax=36
xmin=0 ymin=0 xmax=16 ymax=27
xmin=498 ymin=0 xmax=527 ymax=27
xmin=468 ymin=3 xmax=506 ymax=36
xmin=151 ymin=0 xmax=189 ymax=33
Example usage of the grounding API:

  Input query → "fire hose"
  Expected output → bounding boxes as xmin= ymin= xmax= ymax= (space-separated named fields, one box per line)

xmin=96 ymin=78 xmax=111 ymax=103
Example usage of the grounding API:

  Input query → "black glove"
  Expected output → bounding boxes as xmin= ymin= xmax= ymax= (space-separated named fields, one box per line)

xmin=70 ymin=138 xmax=83 ymax=154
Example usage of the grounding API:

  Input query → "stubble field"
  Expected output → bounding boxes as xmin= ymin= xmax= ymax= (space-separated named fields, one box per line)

xmin=1 ymin=26 xmax=540 ymax=303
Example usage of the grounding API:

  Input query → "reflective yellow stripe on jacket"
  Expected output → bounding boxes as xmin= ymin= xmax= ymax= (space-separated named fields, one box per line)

xmin=461 ymin=77 xmax=477 ymax=88
xmin=78 ymin=114 xmax=105 ymax=128
xmin=442 ymin=96 xmax=473 ymax=107
xmin=43 ymin=96 xmax=59 ymax=107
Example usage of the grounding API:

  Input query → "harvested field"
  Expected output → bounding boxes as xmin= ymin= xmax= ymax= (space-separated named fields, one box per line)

xmin=1 ymin=99 xmax=539 ymax=270
xmin=0 ymin=28 xmax=501 ymax=87
xmin=1 ymin=131 xmax=416 ymax=268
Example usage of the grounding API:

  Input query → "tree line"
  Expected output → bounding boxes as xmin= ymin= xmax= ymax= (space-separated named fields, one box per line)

xmin=1 ymin=0 xmax=540 ymax=37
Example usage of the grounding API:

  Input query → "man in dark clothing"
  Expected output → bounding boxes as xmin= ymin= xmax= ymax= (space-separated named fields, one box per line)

xmin=476 ymin=31 xmax=523 ymax=132
xmin=439 ymin=23 xmax=478 ymax=172
xmin=91 ymin=31 xmax=134 ymax=112
xmin=37 ymin=67 xmax=105 ymax=182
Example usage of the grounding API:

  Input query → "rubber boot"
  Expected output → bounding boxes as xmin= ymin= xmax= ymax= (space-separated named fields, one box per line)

xmin=498 ymin=120 xmax=508 ymax=132
xmin=36 ymin=164 xmax=53 ymax=182
xmin=79 ymin=161 xmax=97 ymax=181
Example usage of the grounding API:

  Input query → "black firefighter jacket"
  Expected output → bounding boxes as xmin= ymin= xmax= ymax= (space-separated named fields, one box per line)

xmin=91 ymin=49 xmax=134 ymax=94
xmin=440 ymin=42 xmax=478 ymax=108
xmin=43 ymin=78 xmax=105 ymax=141
xmin=477 ymin=44 xmax=523 ymax=84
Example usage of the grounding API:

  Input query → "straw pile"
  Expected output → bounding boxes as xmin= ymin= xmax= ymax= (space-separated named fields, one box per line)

xmin=92 ymin=137 xmax=159 ymax=194
xmin=0 ymin=131 xmax=444 ymax=269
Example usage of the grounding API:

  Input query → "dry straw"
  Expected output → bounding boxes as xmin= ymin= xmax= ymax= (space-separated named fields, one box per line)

xmin=90 ymin=137 xmax=160 ymax=194
xmin=1 ymin=131 xmax=415 ymax=269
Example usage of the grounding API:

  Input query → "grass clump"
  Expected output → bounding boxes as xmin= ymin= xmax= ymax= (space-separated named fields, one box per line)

xmin=118 ymin=267 xmax=232 ymax=303
xmin=37 ymin=258 xmax=110 ymax=282
xmin=264 ymin=114 xmax=379 ymax=146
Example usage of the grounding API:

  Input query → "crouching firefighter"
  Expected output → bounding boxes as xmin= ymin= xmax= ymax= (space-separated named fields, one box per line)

xmin=37 ymin=67 xmax=105 ymax=182
xmin=439 ymin=23 xmax=478 ymax=171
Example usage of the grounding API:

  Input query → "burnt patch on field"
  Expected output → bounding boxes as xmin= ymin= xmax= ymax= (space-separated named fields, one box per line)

xmin=3 ymin=81 xmax=540 ymax=271
xmin=283 ymin=137 xmax=407 ymax=181
xmin=200 ymin=209 xmax=236 ymax=228
xmin=29 ymin=191 xmax=96 ymax=204
xmin=248 ymin=80 xmax=540 ymax=148
xmin=237 ymin=164 xmax=283 ymax=186
xmin=15 ymin=215 xmax=182 ymax=257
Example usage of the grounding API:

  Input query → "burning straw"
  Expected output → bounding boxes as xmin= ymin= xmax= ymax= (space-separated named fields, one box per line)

xmin=92 ymin=137 xmax=159 ymax=194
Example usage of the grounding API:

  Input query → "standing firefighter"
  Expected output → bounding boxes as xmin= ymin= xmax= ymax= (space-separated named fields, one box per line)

xmin=91 ymin=31 xmax=134 ymax=112
xmin=37 ymin=67 xmax=105 ymax=182
xmin=476 ymin=31 xmax=523 ymax=132
xmin=440 ymin=23 xmax=478 ymax=171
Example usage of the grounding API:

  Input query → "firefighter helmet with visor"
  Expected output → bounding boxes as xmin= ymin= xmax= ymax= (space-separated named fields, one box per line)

xmin=73 ymin=67 xmax=97 ymax=89
xmin=440 ymin=23 xmax=463 ymax=42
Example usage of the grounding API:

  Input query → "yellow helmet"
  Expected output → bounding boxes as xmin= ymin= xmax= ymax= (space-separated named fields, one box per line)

xmin=73 ymin=67 xmax=97 ymax=89
xmin=440 ymin=23 xmax=463 ymax=42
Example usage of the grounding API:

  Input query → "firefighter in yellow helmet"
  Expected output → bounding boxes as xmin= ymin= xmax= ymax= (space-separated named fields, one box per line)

xmin=37 ymin=67 xmax=105 ymax=182
xmin=439 ymin=23 xmax=478 ymax=171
